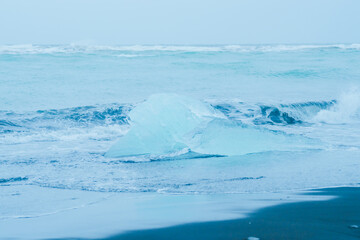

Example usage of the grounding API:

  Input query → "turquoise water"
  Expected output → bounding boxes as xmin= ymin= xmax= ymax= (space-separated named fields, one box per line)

xmin=1 ymin=44 xmax=360 ymax=195
xmin=1 ymin=44 xmax=360 ymax=110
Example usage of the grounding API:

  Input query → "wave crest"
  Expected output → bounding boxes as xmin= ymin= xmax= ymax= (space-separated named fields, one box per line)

xmin=0 ymin=104 xmax=130 ymax=132
xmin=314 ymin=89 xmax=360 ymax=124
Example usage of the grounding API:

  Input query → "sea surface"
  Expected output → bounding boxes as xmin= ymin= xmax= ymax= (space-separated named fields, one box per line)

xmin=1 ymin=44 xmax=360 ymax=238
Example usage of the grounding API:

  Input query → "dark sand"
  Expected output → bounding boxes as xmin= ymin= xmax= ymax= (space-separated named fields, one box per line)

xmin=104 ymin=187 xmax=360 ymax=240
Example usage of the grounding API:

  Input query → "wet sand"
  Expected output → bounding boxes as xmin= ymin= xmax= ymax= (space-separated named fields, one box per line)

xmin=106 ymin=187 xmax=360 ymax=240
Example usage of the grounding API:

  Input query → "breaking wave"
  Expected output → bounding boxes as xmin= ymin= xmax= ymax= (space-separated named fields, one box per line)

xmin=0 ymin=104 xmax=131 ymax=134
xmin=213 ymin=100 xmax=335 ymax=125
xmin=314 ymin=88 xmax=360 ymax=124
xmin=0 ymin=97 xmax=341 ymax=136
xmin=2 ymin=91 xmax=359 ymax=161
xmin=1 ymin=92 xmax=360 ymax=194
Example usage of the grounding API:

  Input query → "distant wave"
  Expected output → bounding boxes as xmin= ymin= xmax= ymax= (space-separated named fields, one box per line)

xmin=0 ymin=44 xmax=360 ymax=54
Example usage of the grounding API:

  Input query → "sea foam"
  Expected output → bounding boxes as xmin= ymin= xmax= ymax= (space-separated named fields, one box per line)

xmin=314 ymin=88 xmax=360 ymax=124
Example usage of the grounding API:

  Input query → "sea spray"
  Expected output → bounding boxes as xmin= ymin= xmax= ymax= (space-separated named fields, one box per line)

xmin=314 ymin=88 xmax=360 ymax=124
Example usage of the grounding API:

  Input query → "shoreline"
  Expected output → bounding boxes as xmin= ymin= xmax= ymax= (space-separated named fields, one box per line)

xmin=105 ymin=187 xmax=360 ymax=240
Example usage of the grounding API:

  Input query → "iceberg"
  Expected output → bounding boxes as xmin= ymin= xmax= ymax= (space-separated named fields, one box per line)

xmin=105 ymin=94 xmax=309 ymax=159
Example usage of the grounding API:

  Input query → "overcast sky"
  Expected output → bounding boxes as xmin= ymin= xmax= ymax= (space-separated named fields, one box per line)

xmin=1 ymin=0 xmax=359 ymax=45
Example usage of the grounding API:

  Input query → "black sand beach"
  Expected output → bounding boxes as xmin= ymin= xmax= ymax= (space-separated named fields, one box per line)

xmin=105 ymin=187 xmax=360 ymax=240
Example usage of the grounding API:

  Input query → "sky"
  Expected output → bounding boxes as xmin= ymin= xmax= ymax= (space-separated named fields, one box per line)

xmin=0 ymin=0 xmax=359 ymax=45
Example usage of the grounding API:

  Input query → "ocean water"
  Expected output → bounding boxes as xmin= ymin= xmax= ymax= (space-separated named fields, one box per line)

xmin=1 ymin=44 xmax=360 ymax=236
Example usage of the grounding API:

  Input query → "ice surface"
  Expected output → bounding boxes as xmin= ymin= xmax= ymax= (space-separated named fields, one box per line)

xmin=106 ymin=94 xmax=312 ymax=159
